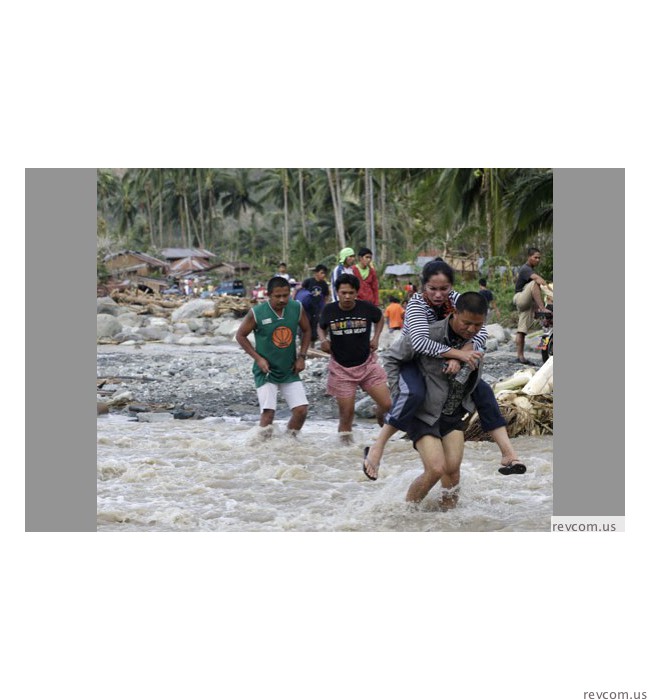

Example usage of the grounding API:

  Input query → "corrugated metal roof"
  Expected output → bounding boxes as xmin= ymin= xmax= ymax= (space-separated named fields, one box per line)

xmin=384 ymin=263 xmax=418 ymax=276
xmin=212 ymin=261 xmax=251 ymax=272
xmin=168 ymin=257 xmax=212 ymax=272
xmin=104 ymin=250 xmax=167 ymax=267
xmin=160 ymin=248 xmax=216 ymax=259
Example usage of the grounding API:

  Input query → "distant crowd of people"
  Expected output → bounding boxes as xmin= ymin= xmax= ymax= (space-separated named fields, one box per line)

xmin=236 ymin=246 xmax=550 ymax=507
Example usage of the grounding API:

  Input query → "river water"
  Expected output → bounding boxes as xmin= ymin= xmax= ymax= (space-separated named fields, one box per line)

xmin=97 ymin=414 xmax=552 ymax=532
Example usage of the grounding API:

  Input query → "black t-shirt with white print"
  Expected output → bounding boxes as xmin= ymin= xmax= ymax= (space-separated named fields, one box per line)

xmin=319 ymin=300 xmax=382 ymax=367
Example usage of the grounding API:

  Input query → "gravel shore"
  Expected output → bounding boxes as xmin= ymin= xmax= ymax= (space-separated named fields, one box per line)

xmin=97 ymin=332 xmax=542 ymax=421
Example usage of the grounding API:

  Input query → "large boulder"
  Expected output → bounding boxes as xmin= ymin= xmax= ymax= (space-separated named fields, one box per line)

xmin=185 ymin=318 xmax=207 ymax=333
xmin=97 ymin=314 xmax=123 ymax=339
xmin=147 ymin=317 xmax=171 ymax=328
xmin=178 ymin=335 xmax=208 ymax=346
xmin=115 ymin=311 xmax=141 ymax=326
xmin=486 ymin=323 xmax=507 ymax=344
xmin=354 ymin=395 xmax=378 ymax=419
xmin=138 ymin=326 xmax=170 ymax=341
xmin=97 ymin=297 xmax=119 ymax=316
xmin=214 ymin=318 xmax=242 ymax=338
xmin=171 ymin=299 xmax=215 ymax=322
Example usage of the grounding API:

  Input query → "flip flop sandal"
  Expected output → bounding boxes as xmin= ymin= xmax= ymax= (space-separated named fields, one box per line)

xmin=499 ymin=461 xmax=527 ymax=475
xmin=362 ymin=446 xmax=378 ymax=481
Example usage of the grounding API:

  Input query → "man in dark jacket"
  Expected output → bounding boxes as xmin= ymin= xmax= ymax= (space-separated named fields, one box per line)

xmin=297 ymin=264 xmax=330 ymax=345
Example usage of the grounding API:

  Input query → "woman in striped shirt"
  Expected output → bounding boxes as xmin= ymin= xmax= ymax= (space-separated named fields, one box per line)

xmin=363 ymin=260 xmax=526 ymax=480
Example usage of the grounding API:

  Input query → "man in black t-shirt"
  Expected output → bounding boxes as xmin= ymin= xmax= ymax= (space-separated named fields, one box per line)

xmin=298 ymin=264 xmax=330 ymax=344
xmin=318 ymin=273 xmax=392 ymax=447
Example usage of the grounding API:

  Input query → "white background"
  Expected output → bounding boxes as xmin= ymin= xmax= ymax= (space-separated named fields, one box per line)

xmin=8 ymin=1 xmax=647 ymax=698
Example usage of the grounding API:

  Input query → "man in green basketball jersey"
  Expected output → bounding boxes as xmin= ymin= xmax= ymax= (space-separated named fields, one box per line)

xmin=236 ymin=276 xmax=312 ymax=437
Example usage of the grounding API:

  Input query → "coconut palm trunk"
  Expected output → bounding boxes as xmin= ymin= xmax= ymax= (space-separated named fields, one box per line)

xmin=196 ymin=170 xmax=206 ymax=249
xmin=282 ymin=177 xmax=290 ymax=264
xmin=379 ymin=170 xmax=389 ymax=263
xmin=326 ymin=168 xmax=346 ymax=248
xmin=144 ymin=186 xmax=156 ymax=249
xmin=298 ymin=168 xmax=308 ymax=242
xmin=365 ymin=168 xmax=376 ymax=256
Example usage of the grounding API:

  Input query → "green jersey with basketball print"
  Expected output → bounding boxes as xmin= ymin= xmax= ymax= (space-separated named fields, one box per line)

xmin=251 ymin=299 xmax=302 ymax=388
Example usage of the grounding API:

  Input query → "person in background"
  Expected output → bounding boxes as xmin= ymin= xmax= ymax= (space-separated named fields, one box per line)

xmin=352 ymin=247 xmax=379 ymax=306
xmin=384 ymin=296 xmax=405 ymax=332
xmin=298 ymin=264 xmax=330 ymax=345
xmin=478 ymin=278 xmax=500 ymax=322
xmin=275 ymin=262 xmax=291 ymax=281
xmin=330 ymin=247 xmax=356 ymax=301
xmin=235 ymin=276 xmax=311 ymax=439
xmin=404 ymin=281 xmax=418 ymax=300
xmin=513 ymin=248 xmax=550 ymax=365
xmin=318 ymin=274 xmax=392 ymax=448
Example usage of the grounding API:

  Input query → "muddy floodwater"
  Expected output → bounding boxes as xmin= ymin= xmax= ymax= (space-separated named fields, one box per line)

xmin=97 ymin=414 xmax=552 ymax=532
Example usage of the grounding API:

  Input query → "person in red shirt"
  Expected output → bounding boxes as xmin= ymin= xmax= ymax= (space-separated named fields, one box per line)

xmin=352 ymin=247 xmax=379 ymax=305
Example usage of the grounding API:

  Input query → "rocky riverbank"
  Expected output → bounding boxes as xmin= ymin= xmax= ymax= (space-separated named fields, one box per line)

xmin=97 ymin=295 xmax=545 ymax=422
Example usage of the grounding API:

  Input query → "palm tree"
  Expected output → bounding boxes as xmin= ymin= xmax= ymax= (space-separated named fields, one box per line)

xmin=111 ymin=173 xmax=139 ymax=237
xmin=132 ymin=169 xmax=158 ymax=249
xmin=194 ymin=169 xmax=207 ymax=249
xmin=221 ymin=169 xmax=263 ymax=261
xmin=258 ymin=169 xmax=295 ymax=264
xmin=97 ymin=169 xmax=119 ymax=219
xmin=325 ymin=168 xmax=347 ymax=249
xmin=435 ymin=168 xmax=509 ymax=258
xmin=503 ymin=169 xmax=553 ymax=254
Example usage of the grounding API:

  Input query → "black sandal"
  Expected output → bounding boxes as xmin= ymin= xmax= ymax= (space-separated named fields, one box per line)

xmin=499 ymin=461 xmax=527 ymax=475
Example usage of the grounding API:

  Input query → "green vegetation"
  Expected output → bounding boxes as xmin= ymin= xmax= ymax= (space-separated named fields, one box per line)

xmin=97 ymin=168 xmax=553 ymax=286
xmin=452 ymin=277 xmax=520 ymax=327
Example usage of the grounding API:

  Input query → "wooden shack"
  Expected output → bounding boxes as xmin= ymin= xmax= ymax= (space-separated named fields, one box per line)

xmin=104 ymin=250 xmax=168 ymax=277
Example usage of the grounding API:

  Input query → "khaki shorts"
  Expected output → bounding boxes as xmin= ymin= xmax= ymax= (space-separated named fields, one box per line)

xmin=513 ymin=280 xmax=536 ymax=334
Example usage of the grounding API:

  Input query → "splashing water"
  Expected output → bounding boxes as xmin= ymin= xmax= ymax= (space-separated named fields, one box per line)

xmin=97 ymin=414 xmax=552 ymax=532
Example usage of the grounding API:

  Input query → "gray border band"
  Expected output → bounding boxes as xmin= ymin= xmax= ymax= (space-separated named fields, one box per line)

xmin=553 ymin=168 xmax=624 ymax=516
xmin=25 ymin=169 xmax=97 ymax=531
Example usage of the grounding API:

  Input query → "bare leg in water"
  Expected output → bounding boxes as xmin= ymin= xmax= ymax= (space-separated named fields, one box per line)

xmin=365 ymin=422 xmax=524 ymax=478
xmin=406 ymin=431 xmax=463 ymax=507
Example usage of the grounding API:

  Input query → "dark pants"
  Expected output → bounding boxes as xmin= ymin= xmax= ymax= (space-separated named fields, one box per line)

xmin=385 ymin=361 xmax=425 ymax=431
xmin=386 ymin=363 xmax=506 ymax=432
xmin=308 ymin=308 xmax=321 ymax=341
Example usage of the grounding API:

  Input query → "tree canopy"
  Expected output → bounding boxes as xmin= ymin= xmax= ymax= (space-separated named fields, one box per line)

xmin=97 ymin=167 xmax=553 ymax=279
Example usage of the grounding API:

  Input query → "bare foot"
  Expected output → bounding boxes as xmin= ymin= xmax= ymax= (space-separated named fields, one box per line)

xmin=258 ymin=425 xmax=273 ymax=440
xmin=363 ymin=444 xmax=383 ymax=479
xmin=339 ymin=431 xmax=354 ymax=446
xmin=439 ymin=487 xmax=459 ymax=511
xmin=362 ymin=446 xmax=380 ymax=481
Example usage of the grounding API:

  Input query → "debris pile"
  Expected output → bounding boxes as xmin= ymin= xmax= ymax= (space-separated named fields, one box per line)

xmin=466 ymin=358 xmax=554 ymax=440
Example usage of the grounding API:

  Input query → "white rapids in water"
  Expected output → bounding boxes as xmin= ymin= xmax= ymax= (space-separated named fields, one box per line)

xmin=97 ymin=415 xmax=553 ymax=532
